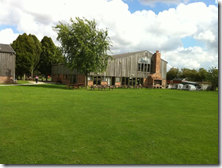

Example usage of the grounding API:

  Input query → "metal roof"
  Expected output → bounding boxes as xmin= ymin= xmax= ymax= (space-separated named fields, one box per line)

xmin=111 ymin=50 xmax=153 ymax=59
xmin=0 ymin=43 xmax=16 ymax=54
xmin=111 ymin=50 xmax=168 ymax=63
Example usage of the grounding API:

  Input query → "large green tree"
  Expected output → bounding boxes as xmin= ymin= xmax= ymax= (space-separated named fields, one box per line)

xmin=206 ymin=67 xmax=218 ymax=91
xmin=12 ymin=33 xmax=41 ymax=79
xmin=167 ymin=67 xmax=179 ymax=80
xmin=196 ymin=68 xmax=207 ymax=81
xmin=29 ymin=34 xmax=42 ymax=78
xmin=54 ymin=17 xmax=112 ymax=86
xmin=39 ymin=36 xmax=64 ymax=81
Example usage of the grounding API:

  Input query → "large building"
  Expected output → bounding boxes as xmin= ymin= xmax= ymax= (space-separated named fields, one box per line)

xmin=0 ymin=43 xmax=16 ymax=83
xmin=51 ymin=50 xmax=168 ymax=88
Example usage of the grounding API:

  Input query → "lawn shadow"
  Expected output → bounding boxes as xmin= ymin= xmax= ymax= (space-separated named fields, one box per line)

xmin=19 ymin=84 xmax=68 ymax=90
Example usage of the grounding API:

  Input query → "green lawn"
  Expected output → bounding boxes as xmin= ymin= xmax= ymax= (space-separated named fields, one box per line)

xmin=0 ymin=85 xmax=218 ymax=164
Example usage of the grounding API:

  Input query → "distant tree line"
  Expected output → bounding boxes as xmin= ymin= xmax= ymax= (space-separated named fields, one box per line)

xmin=11 ymin=33 xmax=64 ymax=80
xmin=167 ymin=67 xmax=218 ymax=90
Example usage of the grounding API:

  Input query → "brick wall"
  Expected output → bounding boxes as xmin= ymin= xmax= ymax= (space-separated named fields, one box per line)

xmin=115 ymin=82 xmax=121 ymax=86
xmin=88 ymin=81 xmax=93 ymax=86
xmin=154 ymin=50 xmax=161 ymax=74
xmin=101 ymin=81 xmax=108 ymax=85
xmin=0 ymin=76 xmax=13 ymax=83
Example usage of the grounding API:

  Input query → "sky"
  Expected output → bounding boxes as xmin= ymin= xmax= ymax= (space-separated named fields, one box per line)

xmin=0 ymin=0 xmax=219 ymax=71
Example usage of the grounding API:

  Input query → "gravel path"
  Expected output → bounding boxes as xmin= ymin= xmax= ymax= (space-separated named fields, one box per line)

xmin=0 ymin=81 xmax=56 ymax=86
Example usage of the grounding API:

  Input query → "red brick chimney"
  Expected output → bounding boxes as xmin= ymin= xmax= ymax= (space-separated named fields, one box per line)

xmin=155 ymin=50 xmax=161 ymax=74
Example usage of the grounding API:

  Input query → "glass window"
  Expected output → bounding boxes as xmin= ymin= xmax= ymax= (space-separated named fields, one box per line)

xmin=102 ymin=77 xmax=107 ymax=81
xmin=144 ymin=64 xmax=147 ymax=72
xmin=97 ymin=76 xmax=101 ymax=85
xmin=116 ymin=77 xmax=120 ymax=82
xmin=141 ymin=64 xmax=144 ymax=71
xmin=138 ymin=63 xmax=141 ymax=71
xmin=122 ymin=77 xmax=125 ymax=85
xmin=88 ymin=76 xmax=92 ymax=81
xmin=93 ymin=76 xmax=97 ymax=85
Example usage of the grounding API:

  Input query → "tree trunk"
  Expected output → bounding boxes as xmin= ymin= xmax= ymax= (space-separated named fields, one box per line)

xmin=85 ymin=72 xmax=88 ymax=89
xmin=23 ymin=74 xmax=26 ymax=81
xmin=31 ymin=68 xmax=34 ymax=78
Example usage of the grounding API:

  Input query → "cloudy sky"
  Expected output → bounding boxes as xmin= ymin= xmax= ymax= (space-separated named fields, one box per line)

xmin=0 ymin=0 xmax=218 ymax=70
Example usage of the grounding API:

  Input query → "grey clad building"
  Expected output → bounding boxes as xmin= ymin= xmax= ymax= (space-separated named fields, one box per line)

xmin=0 ymin=43 xmax=16 ymax=83
xmin=52 ymin=50 xmax=168 ymax=88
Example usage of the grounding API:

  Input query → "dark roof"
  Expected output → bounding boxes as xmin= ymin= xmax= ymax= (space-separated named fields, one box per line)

xmin=181 ymin=81 xmax=199 ymax=85
xmin=111 ymin=50 xmax=153 ymax=59
xmin=173 ymin=78 xmax=185 ymax=81
xmin=0 ymin=43 xmax=16 ymax=54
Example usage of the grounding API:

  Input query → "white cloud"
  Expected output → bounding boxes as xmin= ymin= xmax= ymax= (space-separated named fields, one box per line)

xmin=0 ymin=0 xmax=218 ymax=70
xmin=138 ymin=0 xmax=190 ymax=7
xmin=194 ymin=30 xmax=215 ymax=42
xmin=0 ymin=28 xmax=19 ymax=44
xmin=162 ymin=46 xmax=217 ymax=71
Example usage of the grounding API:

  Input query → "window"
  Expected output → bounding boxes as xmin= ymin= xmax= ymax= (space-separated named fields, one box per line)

xmin=141 ymin=64 xmax=144 ymax=71
xmin=70 ymin=75 xmax=77 ymax=84
xmin=138 ymin=63 xmax=141 ymax=71
xmin=144 ymin=64 xmax=147 ymax=72
xmin=138 ymin=56 xmax=151 ymax=72
xmin=93 ymin=76 xmax=101 ymax=85
xmin=122 ymin=77 xmax=125 ymax=85
xmin=88 ymin=76 xmax=92 ymax=81
xmin=93 ymin=76 xmax=97 ymax=85
xmin=116 ymin=77 xmax=120 ymax=82
xmin=102 ymin=77 xmax=107 ymax=81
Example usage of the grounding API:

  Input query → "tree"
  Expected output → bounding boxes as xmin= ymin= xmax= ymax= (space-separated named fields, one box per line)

xmin=179 ymin=68 xmax=198 ymax=81
xmin=28 ymin=34 xmax=42 ymax=78
xmin=167 ymin=67 xmax=179 ymax=80
xmin=54 ymin=17 xmax=112 ymax=87
xmin=11 ymin=33 xmax=38 ymax=79
xmin=196 ymin=68 xmax=207 ymax=81
xmin=206 ymin=67 xmax=218 ymax=91
xmin=39 ymin=36 xmax=64 ymax=81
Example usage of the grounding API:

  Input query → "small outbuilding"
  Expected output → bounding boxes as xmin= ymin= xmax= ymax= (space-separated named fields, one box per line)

xmin=0 ymin=43 xmax=16 ymax=83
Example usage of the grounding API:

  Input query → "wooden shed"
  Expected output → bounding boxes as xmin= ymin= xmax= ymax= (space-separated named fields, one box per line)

xmin=0 ymin=43 xmax=16 ymax=83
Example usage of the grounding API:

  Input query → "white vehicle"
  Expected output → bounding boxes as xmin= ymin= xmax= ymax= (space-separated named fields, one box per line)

xmin=181 ymin=84 xmax=189 ymax=90
xmin=188 ymin=85 xmax=196 ymax=91
xmin=167 ymin=84 xmax=172 ymax=89
xmin=177 ymin=84 xmax=183 ymax=90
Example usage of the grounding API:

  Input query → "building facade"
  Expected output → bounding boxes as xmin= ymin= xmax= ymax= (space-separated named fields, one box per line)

xmin=0 ymin=44 xmax=16 ymax=83
xmin=51 ymin=50 xmax=168 ymax=88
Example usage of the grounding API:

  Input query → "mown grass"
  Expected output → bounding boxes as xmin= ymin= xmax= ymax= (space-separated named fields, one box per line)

xmin=0 ymin=85 xmax=218 ymax=164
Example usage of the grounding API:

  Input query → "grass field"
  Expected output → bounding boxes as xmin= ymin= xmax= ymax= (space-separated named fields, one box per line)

xmin=0 ymin=84 xmax=218 ymax=164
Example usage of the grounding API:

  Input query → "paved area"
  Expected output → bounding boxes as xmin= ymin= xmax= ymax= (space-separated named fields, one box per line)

xmin=0 ymin=81 xmax=56 ymax=86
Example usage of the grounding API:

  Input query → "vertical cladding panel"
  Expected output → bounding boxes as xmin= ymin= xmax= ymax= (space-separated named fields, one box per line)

xmin=0 ymin=54 xmax=3 ymax=76
xmin=115 ymin=59 xmax=121 ymax=77
xmin=121 ymin=57 xmax=126 ymax=77
xmin=106 ymin=59 xmax=112 ymax=76
xmin=128 ymin=56 xmax=132 ymax=77
xmin=0 ymin=53 xmax=14 ymax=77
xmin=12 ymin=54 xmax=15 ymax=78
xmin=131 ymin=54 xmax=137 ymax=78
xmin=161 ymin=61 xmax=167 ymax=80
xmin=109 ymin=59 xmax=113 ymax=76
xmin=111 ymin=59 xmax=115 ymax=76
